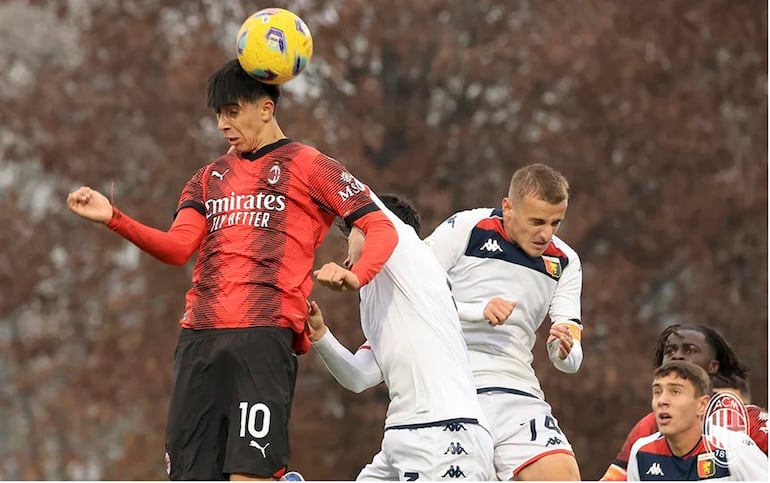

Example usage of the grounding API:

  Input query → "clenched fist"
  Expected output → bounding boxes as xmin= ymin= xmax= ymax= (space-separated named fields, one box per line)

xmin=66 ymin=186 xmax=112 ymax=223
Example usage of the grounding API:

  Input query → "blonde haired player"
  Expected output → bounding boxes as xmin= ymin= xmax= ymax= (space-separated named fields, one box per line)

xmin=425 ymin=163 xmax=582 ymax=480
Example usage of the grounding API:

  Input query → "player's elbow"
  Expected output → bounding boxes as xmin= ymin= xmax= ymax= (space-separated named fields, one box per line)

xmin=160 ymin=254 xmax=191 ymax=266
xmin=155 ymin=247 xmax=196 ymax=265
xmin=341 ymin=380 xmax=371 ymax=394
xmin=340 ymin=374 xmax=381 ymax=393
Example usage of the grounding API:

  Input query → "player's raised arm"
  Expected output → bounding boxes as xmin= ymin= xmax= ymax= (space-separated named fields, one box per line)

xmin=66 ymin=185 xmax=205 ymax=265
xmin=306 ymin=300 xmax=383 ymax=393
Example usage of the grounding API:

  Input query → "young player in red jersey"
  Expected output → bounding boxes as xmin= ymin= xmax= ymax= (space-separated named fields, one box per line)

xmin=66 ymin=59 xmax=397 ymax=481
xmin=601 ymin=324 xmax=767 ymax=481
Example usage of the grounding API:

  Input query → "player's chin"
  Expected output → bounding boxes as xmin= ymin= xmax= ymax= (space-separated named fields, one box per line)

xmin=527 ymin=244 xmax=548 ymax=257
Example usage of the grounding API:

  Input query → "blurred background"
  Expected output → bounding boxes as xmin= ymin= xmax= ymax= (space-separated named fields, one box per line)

xmin=0 ymin=0 xmax=766 ymax=479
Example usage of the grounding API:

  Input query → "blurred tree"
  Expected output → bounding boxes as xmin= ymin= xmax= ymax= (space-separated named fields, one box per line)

xmin=0 ymin=0 xmax=765 ymax=479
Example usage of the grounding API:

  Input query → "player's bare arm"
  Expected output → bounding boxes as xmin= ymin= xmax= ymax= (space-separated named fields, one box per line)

xmin=306 ymin=300 xmax=328 ymax=342
xmin=66 ymin=186 xmax=112 ymax=223
xmin=483 ymin=297 xmax=516 ymax=326
xmin=314 ymin=262 xmax=361 ymax=292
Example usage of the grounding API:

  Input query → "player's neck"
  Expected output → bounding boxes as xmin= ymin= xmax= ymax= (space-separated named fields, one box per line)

xmin=666 ymin=424 xmax=702 ymax=456
xmin=253 ymin=122 xmax=286 ymax=151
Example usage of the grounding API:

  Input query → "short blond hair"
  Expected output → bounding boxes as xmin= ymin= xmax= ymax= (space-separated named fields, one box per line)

xmin=508 ymin=164 xmax=569 ymax=204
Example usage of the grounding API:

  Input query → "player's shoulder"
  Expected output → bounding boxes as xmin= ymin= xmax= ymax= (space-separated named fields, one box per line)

xmin=442 ymin=207 xmax=498 ymax=229
xmin=192 ymin=154 xmax=232 ymax=179
xmin=631 ymin=431 xmax=666 ymax=455
xmin=747 ymin=404 xmax=768 ymax=419
xmin=549 ymin=235 xmax=580 ymax=262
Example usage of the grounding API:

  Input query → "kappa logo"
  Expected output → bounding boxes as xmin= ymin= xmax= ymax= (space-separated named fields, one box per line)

xmin=645 ymin=462 xmax=664 ymax=477
xmin=211 ymin=169 xmax=230 ymax=180
xmin=267 ymin=164 xmax=281 ymax=185
xmin=442 ymin=465 xmax=466 ymax=478
xmin=444 ymin=442 xmax=468 ymax=455
xmin=443 ymin=422 xmax=467 ymax=432
xmin=480 ymin=238 xmax=503 ymax=253
xmin=545 ymin=437 xmax=563 ymax=447
xmin=249 ymin=440 xmax=270 ymax=458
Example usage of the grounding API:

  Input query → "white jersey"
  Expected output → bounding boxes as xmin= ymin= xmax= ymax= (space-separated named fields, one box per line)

xmin=424 ymin=208 xmax=582 ymax=398
xmin=359 ymin=197 xmax=486 ymax=429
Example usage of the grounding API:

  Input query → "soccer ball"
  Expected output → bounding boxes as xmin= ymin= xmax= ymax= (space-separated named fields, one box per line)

xmin=236 ymin=8 xmax=313 ymax=85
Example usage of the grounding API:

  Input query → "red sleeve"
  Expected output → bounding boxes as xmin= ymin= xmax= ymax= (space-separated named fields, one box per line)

xmin=349 ymin=210 xmax=397 ymax=286
xmin=615 ymin=413 xmax=657 ymax=469
xmin=747 ymin=405 xmax=768 ymax=454
xmin=106 ymin=206 xmax=206 ymax=265
xmin=600 ymin=413 xmax=657 ymax=480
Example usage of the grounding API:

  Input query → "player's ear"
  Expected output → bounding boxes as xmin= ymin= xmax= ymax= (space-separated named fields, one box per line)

xmin=261 ymin=98 xmax=276 ymax=120
xmin=696 ymin=394 xmax=710 ymax=417
xmin=502 ymin=197 xmax=512 ymax=213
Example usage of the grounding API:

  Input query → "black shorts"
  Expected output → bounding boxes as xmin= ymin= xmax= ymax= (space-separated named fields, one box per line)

xmin=165 ymin=326 xmax=298 ymax=480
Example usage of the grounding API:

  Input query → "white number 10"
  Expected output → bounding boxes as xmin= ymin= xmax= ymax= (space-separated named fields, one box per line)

xmin=238 ymin=402 xmax=271 ymax=438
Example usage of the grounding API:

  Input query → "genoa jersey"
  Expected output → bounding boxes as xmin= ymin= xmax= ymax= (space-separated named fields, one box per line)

xmin=627 ymin=432 xmax=768 ymax=481
xmin=176 ymin=139 xmax=374 ymax=334
xmin=425 ymin=208 xmax=582 ymax=398
xmin=614 ymin=406 xmax=768 ymax=471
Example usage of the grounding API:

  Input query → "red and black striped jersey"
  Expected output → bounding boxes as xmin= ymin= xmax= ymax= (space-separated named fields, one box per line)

xmin=175 ymin=139 xmax=377 ymax=335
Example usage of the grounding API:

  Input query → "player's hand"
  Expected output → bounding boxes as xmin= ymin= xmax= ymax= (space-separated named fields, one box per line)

xmin=547 ymin=323 xmax=575 ymax=360
xmin=66 ymin=186 xmax=113 ymax=223
xmin=484 ymin=297 xmax=516 ymax=326
xmin=313 ymin=262 xmax=361 ymax=292
xmin=306 ymin=300 xmax=328 ymax=342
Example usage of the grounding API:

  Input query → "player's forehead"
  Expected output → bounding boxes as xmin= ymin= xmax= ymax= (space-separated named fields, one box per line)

xmin=652 ymin=373 xmax=691 ymax=388
xmin=665 ymin=328 xmax=708 ymax=347
xmin=516 ymin=194 xmax=567 ymax=220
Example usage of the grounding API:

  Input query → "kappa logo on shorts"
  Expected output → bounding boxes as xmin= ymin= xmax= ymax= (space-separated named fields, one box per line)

xmin=443 ymin=422 xmax=467 ymax=432
xmin=545 ymin=436 xmax=563 ymax=446
xmin=441 ymin=465 xmax=466 ymax=478
xmin=249 ymin=440 xmax=270 ymax=458
xmin=444 ymin=442 xmax=468 ymax=455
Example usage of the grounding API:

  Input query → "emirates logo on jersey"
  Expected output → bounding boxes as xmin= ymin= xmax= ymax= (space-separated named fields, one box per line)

xmin=267 ymin=164 xmax=281 ymax=185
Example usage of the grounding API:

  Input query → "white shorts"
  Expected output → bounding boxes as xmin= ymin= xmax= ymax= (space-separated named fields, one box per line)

xmin=356 ymin=420 xmax=494 ymax=481
xmin=478 ymin=391 xmax=575 ymax=480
